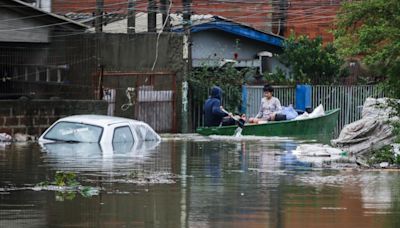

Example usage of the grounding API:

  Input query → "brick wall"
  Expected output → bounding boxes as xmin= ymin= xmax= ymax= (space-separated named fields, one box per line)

xmin=284 ymin=0 xmax=341 ymax=43
xmin=52 ymin=0 xmax=341 ymax=42
xmin=52 ymin=0 xmax=273 ymax=32
xmin=0 ymin=99 xmax=107 ymax=137
xmin=53 ymin=0 xmax=342 ymax=42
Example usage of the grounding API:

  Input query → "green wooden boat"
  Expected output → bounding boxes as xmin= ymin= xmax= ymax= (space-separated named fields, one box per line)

xmin=196 ymin=108 xmax=340 ymax=139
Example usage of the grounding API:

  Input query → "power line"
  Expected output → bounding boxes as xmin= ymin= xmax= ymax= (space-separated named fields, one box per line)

xmin=0 ymin=1 xmax=344 ymax=39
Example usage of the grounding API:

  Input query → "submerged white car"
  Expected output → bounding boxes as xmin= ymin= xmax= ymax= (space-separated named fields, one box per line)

xmin=38 ymin=115 xmax=161 ymax=144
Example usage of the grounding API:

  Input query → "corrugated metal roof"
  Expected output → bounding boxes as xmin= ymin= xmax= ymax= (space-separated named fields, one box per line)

xmin=86 ymin=13 xmax=284 ymax=47
xmin=173 ymin=16 xmax=284 ymax=47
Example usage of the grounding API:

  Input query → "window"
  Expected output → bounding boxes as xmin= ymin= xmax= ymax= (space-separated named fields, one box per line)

xmin=112 ymin=126 xmax=135 ymax=143
xmin=44 ymin=121 xmax=103 ymax=143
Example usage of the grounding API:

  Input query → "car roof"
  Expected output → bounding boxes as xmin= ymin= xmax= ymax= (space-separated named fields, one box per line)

xmin=56 ymin=115 xmax=143 ymax=127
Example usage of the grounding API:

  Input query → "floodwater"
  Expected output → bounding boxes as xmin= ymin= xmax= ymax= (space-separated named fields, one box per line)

xmin=1 ymin=134 xmax=400 ymax=228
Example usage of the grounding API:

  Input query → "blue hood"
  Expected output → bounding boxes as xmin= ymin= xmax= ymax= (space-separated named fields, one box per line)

xmin=211 ymin=86 xmax=223 ymax=100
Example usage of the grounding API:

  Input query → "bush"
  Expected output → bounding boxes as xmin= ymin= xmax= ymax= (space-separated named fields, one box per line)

xmin=279 ymin=34 xmax=347 ymax=84
xmin=189 ymin=65 xmax=251 ymax=112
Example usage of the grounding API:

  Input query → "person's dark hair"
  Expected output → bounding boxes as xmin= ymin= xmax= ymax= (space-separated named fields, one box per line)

xmin=263 ymin=84 xmax=274 ymax=93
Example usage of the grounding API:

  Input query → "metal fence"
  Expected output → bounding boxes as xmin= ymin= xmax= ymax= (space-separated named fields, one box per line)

xmin=102 ymin=72 xmax=177 ymax=133
xmin=245 ymin=85 xmax=385 ymax=135
xmin=0 ymin=36 xmax=98 ymax=99
xmin=192 ymin=85 xmax=385 ymax=134
xmin=190 ymin=87 xmax=240 ymax=131
xmin=246 ymin=85 xmax=296 ymax=116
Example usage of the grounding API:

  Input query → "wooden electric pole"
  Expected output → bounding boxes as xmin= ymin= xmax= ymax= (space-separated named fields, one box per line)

xmin=95 ymin=0 xmax=104 ymax=33
xmin=148 ymin=0 xmax=157 ymax=32
xmin=181 ymin=0 xmax=191 ymax=133
xmin=160 ymin=0 xmax=170 ymax=31
xmin=127 ymin=0 xmax=135 ymax=34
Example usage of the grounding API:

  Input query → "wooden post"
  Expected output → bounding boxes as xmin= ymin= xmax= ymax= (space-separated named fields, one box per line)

xmin=95 ymin=0 xmax=104 ymax=33
xmin=127 ymin=0 xmax=135 ymax=34
xmin=148 ymin=0 xmax=157 ymax=32
xmin=160 ymin=0 xmax=170 ymax=31
xmin=181 ymin=0 xmax=191 ymax=133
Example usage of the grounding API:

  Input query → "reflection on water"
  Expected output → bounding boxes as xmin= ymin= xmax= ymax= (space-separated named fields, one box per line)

xmin=1 ymin=135 xmax=400 ymax=227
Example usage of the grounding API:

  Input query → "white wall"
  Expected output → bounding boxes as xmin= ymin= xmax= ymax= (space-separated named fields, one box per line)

xmin=35 ymin=0 xmax=52 ymax=12
xmin=191 ymin=30 xmax=288 ymax=75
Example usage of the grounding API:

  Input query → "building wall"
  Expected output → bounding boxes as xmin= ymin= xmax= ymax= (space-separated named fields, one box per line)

xmin=192 ymin=30 xmax=278 ymax=61
xmin=1 ymin=32 xmax=186 ymax=133
xmin=52 ymin=0 xmax=132 ymax=14
xmin=98 ymin=33 xmax=183 ymax=72
xmin=0 ymin=99 xmax=107 ymax=136
xmin=36 ymin=0 xmax=52 ymax=12
xmin=191 ymin=30 xmax=286 ymax=74
xmin=52 ymin=0 xmax=341 ymax=43
xmin=284 ymin=0 xmax=341 ymax=43
xmin=98 ymin=33 xmax=185 ymax=131
xmin=52 ymin=0 xmax=273 ymax=32
xmin=177 ymin=0 xmax=273 ymax=32
xmin=0 ymin=34 xmax=96 ymax=99
xmin=0 ymin=8 xmax=49 ymax=43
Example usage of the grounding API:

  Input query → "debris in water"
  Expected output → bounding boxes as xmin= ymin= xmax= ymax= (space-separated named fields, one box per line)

xmin=103 ymin=172 xmax=192 ymax=186
xmin=0 ymin=133 xmax=12 ymax=142
xmin=380 ymin=162 xmax=389 ymax=168
xmin=34 ymin=171 xmax=100 ymax=200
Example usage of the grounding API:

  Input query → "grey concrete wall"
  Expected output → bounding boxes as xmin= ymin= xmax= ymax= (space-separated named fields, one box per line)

xmin=1 ymin=32 xmax=187 ymax=132
xmin=0 ymin=8 xmax=49 ymax=43
xmin=98 ymin=33 xmax=184 ymax=72
xmin=263 ymin=56 xmax=291 ymax=76
xmin=99 ymin=33 xmax=185 ymax=131
xmin=0 ymin=99 xmax=107 ymax=136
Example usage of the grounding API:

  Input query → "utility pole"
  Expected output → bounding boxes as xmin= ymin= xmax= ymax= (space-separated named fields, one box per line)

xmin=127 ymin=0 xmax=135 ymax=34
xmin=181 ymin=0 xmax=191 ymax=133
xmin=148 ymin=0 xmax=157 ymax=32
xmin=160 ymin=0 xmax=170 ymax=31
xmin=95 ymin=0 xmax=104 ymax=100
xmin=95 ymin=0 xmax=104 ymax=33
xmin=272 ymin=0 xmax=287 ymax=36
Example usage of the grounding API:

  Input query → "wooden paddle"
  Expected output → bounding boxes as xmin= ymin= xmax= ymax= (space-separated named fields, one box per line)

xmin=220 ymin=107 xmax=245 ymax=129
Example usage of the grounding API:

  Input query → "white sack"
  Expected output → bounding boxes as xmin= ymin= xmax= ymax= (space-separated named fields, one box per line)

xmin=331 ymin=97 xmax=398 ymax=155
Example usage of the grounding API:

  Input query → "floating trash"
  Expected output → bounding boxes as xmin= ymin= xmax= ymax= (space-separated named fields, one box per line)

xmin=33 ymin=171 xmax=100 ymax=201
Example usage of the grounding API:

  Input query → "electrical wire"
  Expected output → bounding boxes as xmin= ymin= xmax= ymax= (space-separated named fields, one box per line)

xmin=0 ymin=7 xmax=343 ymax=35
xmin=151 ymin=0 xmax=173 ymax=71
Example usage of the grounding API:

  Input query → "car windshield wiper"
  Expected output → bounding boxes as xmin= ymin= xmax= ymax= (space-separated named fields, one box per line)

xmin=50 ymin=139 xmax=81 ymax=143
xmin=64 ymin=140 xmax=81 ymax=143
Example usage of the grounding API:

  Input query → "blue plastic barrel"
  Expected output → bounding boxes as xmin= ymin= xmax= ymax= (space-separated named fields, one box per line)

xmin=295 ymin=85 xmax=312 ymax=111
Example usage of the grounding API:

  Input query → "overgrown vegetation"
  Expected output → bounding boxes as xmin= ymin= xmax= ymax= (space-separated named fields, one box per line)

xmin=272 ymin=34 xmax=347 ymax=85
xmin=38 ymin=171 xmax=80 ymax=187
xmin=367 ymin=145 xmax=400 ymax=167
xmin=37 ymin=171 xmax=99 ymax=201
xmin=54 ymin=171 xmax=80 ymax=186
xmin=334 ymin=0 xmax=400 ymax=99
xmin=263 ymin=68 xmax=294 ymax=85
xmin=334 ymin=0 xmax=400 ymax=168
xmin=189 ymin=65 xmax=254 ymax=112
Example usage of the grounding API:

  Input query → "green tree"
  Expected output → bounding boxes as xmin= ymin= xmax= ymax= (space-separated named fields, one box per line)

xmin=189 ymin=65 xmax=250 ymax=112
xmin=334 ymin=0 xmax=400 ymax=99
xmin=278 ymin=34 xmax=346 ymax=84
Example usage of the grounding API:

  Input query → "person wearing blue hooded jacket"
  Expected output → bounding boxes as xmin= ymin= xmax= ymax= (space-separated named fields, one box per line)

xmin=204 ymin=86 xmax=233 ymax=127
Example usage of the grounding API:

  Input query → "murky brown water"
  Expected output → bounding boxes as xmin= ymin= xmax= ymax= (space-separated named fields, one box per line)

xmin=1 ymin=135 xmax=400 ymax=228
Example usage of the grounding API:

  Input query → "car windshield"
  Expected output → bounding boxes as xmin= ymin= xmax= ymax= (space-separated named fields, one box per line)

xmin=43 ymin=121 xmax=103 ymax=143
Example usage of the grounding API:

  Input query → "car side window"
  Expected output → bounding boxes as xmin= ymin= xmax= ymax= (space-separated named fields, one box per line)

xmin=112 ymin=126 xmax=134 ymax=143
